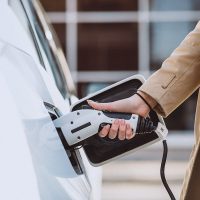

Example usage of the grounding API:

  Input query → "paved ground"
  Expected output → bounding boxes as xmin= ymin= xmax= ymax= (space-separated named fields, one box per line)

xmin=101 ymin=133 xmax=193 ymax=200
xmin=102 ymin=161 xmax=187 ymax=200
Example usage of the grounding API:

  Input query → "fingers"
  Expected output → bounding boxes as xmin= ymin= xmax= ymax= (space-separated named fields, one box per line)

xmin=108 ymin=119 xmax=120 ymax=139
xmin=87 ymin=98 xmax=133 ymax=113
xmin=126 ymin=123 xmax=135 ymax=139
xmin=87 ymin=100 xmax=113 ymax=111
xmin=99 ymin=124 xmax=110 ymax=137
xmin=118 ymin=119 xmax=126 ymax=140
xmin=99 ymin=120 xmax=135 ymax=140
xmin=118 ymin=121 xmax=135 ymax=140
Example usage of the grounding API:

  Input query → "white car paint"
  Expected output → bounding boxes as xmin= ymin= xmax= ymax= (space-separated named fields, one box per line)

xmin=0 ymin=0 xmax=101 ymax=199
xmin=0 ymin=73 xmax=41 ymax=200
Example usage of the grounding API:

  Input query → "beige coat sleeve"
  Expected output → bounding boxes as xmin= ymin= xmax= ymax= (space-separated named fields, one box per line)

xmin=138 ymin=21 xmax=200 ymax=117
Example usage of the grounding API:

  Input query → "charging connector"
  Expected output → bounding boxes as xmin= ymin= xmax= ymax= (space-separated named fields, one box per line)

xmin=47 ymin=101 xmax=175 ymax=199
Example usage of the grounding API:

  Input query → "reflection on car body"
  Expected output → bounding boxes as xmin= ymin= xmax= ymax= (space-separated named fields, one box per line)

xmin=0 ymin=0 xmax=102 ymax=199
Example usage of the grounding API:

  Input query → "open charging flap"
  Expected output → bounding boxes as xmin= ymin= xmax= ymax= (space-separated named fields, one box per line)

xmin=71 ymin=75 xmax=164 ymax=166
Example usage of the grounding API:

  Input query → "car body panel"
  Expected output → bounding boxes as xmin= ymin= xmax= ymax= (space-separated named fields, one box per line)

xmin=0 ymin=1 xmax=101 ymax=199
xmin=0 ymin=74 xmax=40 ymax=200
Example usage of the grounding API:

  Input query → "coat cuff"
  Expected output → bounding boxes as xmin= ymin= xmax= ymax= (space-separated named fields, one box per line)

xmin=138 ymin=70 xmax=177 ymax=117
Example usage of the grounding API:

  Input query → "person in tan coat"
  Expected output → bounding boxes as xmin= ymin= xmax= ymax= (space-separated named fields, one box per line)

xmin=87 ymin=21 xmax=200 ymax=199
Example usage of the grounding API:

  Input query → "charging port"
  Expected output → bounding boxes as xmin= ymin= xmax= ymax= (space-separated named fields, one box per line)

xmin=44 ymin=102 xmax=83 ymax=175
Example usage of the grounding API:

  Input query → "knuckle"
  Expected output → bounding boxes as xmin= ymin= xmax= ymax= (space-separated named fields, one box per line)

xmin=109 ymin=129 xmax=117 ymax=137
xmin=102 ymin=130 xmax=108 ymax=135
xmin=119 ymin=128 xmax=126 ymax=134
xmin=99 ymin=129 xmax=108 ymax=137
xmin=111 ymin=126 xmax=118 ymax=132
xmin=120 ymin=124 xmax=126 ymax=130
xmin=102 ymin=127 xmax=109 ymax=133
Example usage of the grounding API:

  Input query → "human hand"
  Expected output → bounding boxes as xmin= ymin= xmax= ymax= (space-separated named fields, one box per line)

xmin=87 ymin=93 xmax=151 ymax=140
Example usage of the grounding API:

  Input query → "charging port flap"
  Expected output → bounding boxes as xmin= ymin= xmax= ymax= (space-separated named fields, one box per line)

xmin=71 ymin=75 xmax=164 ymax=166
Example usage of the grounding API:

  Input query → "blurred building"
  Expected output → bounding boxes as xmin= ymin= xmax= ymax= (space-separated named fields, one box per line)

xmin=40 ymin=0 xmax=200 ymax=131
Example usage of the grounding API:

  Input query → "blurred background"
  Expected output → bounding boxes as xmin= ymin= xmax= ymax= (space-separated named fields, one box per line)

xmin=39 ymin=0 xmax=200 ymax=199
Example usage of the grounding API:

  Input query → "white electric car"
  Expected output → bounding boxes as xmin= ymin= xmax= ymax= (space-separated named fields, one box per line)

xmin=0 ymin=0 xmax=102 ymax=199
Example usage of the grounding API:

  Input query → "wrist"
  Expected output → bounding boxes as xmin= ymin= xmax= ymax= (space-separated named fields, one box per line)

xmin=137 ymin=90 xmax=157 ymax=109
xmin=129 ymin=95 xmax=150 ymax=117
xmin=135 ymin=92 xmax=152 ymax=110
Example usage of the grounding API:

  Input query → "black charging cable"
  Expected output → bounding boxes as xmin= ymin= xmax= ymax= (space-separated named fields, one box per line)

xmin=137 ymin=118 xmax=176 ymax=199
xmin=161 ymin=140 xmax=176 ymax=200
xmin=135 ymin=92 xmax=176 ymax=199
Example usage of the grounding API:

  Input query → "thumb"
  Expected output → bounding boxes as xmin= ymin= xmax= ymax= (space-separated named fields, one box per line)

xmin=87 ymin=100 xmax=114 ymax=111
